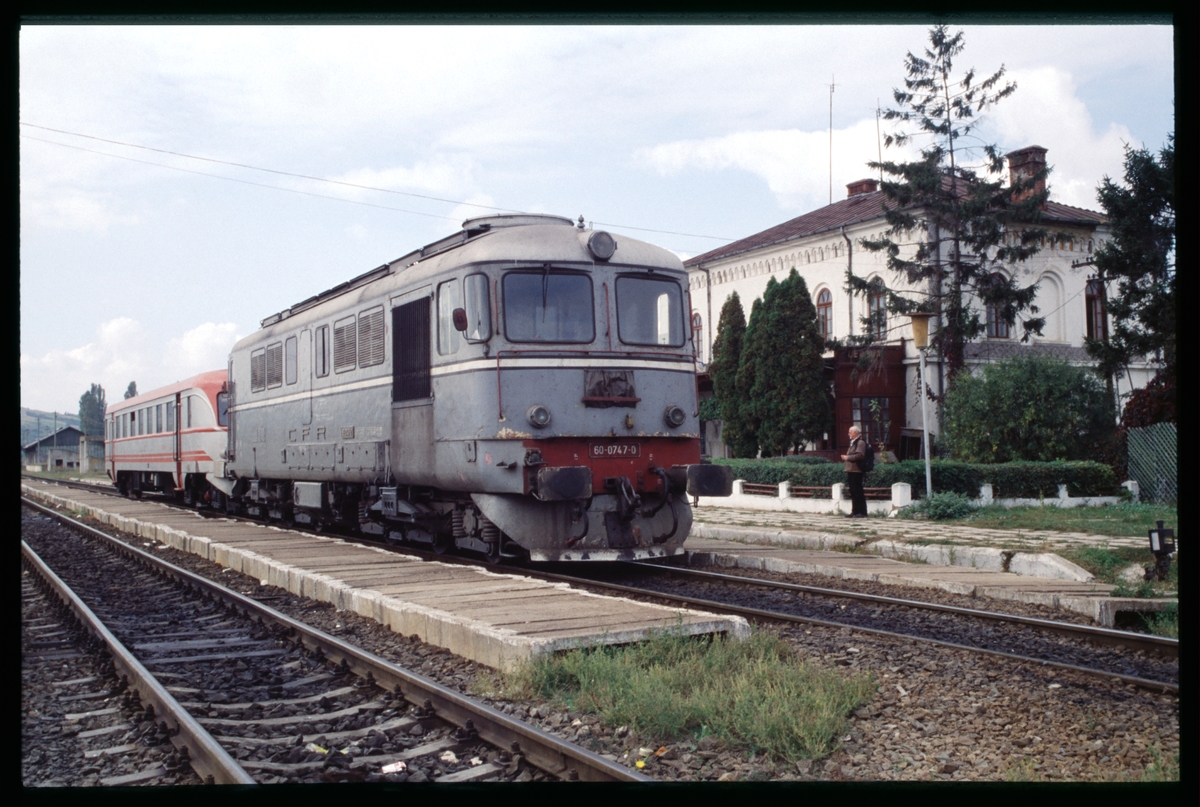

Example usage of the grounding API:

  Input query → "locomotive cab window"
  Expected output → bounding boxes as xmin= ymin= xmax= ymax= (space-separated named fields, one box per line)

xmin=503 ymin=270 xmax=594 ymax=343
xmin=463 ymin=273 xmax=491 ymax=342
xmin=437 ymin=279 xmax=461 ymax=356
xmin=616 ymin=276 xmax=685 ymax=347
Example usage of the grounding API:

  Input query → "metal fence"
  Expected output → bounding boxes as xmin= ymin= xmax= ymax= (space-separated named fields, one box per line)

xmin=1127 ymin=423 xmax=1177 ymax=505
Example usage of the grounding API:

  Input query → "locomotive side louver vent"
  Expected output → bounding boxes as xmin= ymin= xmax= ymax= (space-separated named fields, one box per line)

xmin=266 ymin=343 xmax=283 ymax=388
xmin=334 ymin=315 xmax=357 ymax=372
xmin=358 ymin=305 xmax=386 ymax=367
xmin=250 ymin=349 xmax=266 ymax=392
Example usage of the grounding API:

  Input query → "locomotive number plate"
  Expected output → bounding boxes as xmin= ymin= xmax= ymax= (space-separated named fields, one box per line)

xmin=589 ymin=442 xmax=640 ymax=458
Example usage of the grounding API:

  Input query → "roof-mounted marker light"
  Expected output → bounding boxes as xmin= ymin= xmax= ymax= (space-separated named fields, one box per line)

xmin=587 ymin=230 xmax=617 ymax=261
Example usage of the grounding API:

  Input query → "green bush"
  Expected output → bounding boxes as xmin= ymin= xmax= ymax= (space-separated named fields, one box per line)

xmin=902 ymin=492 xmax=975 ymax=520
xmin=714 ymin=458 xmax=1118 ymax=499
xmin=942 ymin=354 xmax=1116 ymax=463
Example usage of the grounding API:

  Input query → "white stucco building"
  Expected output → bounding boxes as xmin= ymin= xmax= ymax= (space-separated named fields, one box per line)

xmin=685 ymin=146 xmax=1154 ymax=459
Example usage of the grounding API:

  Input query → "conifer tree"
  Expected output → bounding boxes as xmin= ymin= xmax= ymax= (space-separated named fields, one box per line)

xmin=710 ymin=292 xmax=758 ymax=458
xmin=77 ymin=383 xmax=107 ymax=436
xmin=856 ymin=25 xmax=1048 ymax=381
xmin=749 ymin=270 xmax=831 ymax=455
xmin=1086 ymin=136 xmax=1175 ymax=384
xmin=732 ymin=296 xmax=767 ymax=458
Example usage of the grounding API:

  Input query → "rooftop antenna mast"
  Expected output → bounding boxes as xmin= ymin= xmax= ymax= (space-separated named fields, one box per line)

xmin=829 ymin=75 xmax=835 ymax=205
xmin=876 ymin=98 xmax=883 ymax=183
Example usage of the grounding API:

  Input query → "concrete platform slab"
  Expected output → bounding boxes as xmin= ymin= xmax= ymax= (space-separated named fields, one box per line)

xmin=22 ymin=480 xmax=749 ymax=669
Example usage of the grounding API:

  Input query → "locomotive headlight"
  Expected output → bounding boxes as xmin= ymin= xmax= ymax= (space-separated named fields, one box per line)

xmin=586 ymin=230 xmax=617 ymax=261
xmin=664 ymin=404 xmax=687 ymax=428
xmin=527 ymin=404 xmax=552 ymax=429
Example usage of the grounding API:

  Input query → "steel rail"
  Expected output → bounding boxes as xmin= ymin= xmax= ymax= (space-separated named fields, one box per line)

xmin=517 ymin=566 xmax=1179 ymax=695
xmin=628 ymin=561 xmax=1179 ymax=659
xmin=22 ymin=496 xmax=651 ymax=783
xmin=21 ymin=538 xmax=257 ymax=785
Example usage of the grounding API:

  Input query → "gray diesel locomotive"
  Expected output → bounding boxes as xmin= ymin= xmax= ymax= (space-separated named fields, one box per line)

xmin=208 ymin=214 xmax=733 ymax=561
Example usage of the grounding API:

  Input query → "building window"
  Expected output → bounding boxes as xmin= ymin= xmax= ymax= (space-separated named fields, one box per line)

xmin=1086 ymin=279 xmax=1107 ymax=341
xmin=868 ymin=280 xmax=887 ymax=340
xmin=851 ymin=397 xmax=890 ymax=446
xmin=817 ymin=289 xmax=833 ymax=339
xmin=985 ymin=272 xmax=1010 ymax=339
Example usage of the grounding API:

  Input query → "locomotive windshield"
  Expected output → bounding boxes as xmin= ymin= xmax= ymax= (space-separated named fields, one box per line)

xmin=503 ymin=270 xmax=594 ymax=343
xmin=616 ymin=276 xmax=685 ymax=347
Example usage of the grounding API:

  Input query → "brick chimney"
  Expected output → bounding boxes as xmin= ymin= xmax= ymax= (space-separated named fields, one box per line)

xmin=1006 ymin=146 xmax=1048 ymax=207
xmin=846 ymin=178 xmax=879 ymax=198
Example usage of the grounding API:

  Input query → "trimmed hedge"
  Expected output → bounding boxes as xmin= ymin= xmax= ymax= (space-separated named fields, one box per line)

xmin=713 ymin=458 xmax=1119 ymax=499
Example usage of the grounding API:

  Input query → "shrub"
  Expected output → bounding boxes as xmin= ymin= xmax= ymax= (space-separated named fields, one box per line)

xmin=903 ymin=491 xmax=975 ymax=520
xmin=942 ymin=354 xmax=1116 ymax=463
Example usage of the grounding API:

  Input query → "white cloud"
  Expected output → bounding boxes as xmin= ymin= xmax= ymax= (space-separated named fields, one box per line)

xmin=635 ymin=118 xmax=921 ymax=212
xmin=989 ymin=66 xmax=1135 ymax=209
xmin=21 ymin=318 xmax=239 ymax=412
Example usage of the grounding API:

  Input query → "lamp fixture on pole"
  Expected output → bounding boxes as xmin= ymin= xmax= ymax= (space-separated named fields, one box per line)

xmin=908 ymin=312 xmax=935 ymax=500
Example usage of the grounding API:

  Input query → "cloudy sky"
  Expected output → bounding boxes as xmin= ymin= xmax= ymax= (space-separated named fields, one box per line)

xmin=19 ymin=21 xmax=1174 ymax=413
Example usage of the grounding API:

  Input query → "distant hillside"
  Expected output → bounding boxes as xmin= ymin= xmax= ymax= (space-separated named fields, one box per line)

xmin=21 ymin=408 xmax=81 ymax=445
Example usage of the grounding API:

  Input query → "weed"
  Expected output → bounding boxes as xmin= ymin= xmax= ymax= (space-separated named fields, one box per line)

xmin=484 ymin=627 xmax=874 ymax=762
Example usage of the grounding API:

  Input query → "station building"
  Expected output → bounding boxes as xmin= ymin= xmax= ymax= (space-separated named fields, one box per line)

xmin=684 ymin=146 xmax=1155 ymax=459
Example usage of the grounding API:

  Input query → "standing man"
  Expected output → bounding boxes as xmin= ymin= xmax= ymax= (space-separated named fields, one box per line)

xmin=841 ymin=425 xmax=868 ymax=518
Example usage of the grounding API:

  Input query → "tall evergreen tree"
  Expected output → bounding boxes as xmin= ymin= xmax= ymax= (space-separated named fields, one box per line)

xmin=732 ymin=296 xmax=767 ymax=458
xmin=124 ymin=381 xmax=138 ymax=400
xmin=749 ymin=270 xmax=831 ymax=455
xmin=856 ymin=25 xmax=1048 ymax=381
xmin=1086 ymin=136 xmax=1175 ymax=383
xmin=78 ymin=383 xmax=107 ymax=436
xmin=709 ymin=292 xmax=757 ymax=457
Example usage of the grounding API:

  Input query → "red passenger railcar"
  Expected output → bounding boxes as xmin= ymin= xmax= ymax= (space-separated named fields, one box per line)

xmin=105 ymin=370 xmax=229 ymax=503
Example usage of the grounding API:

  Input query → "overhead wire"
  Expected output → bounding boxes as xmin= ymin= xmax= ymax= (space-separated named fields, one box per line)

xmin=20 ymin=122 xmax=734 ymax=244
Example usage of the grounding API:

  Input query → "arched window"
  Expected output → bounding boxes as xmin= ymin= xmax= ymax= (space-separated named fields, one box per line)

xmin=985 ymin=272 xmax=1010 ymax=339
xmin=1086 ymin=279 xmax=1107 ymax=341
xmin=817 ymin=289 xmax=833 ymax=339
xmin=868 ymin=279 xmax=887 ymax=340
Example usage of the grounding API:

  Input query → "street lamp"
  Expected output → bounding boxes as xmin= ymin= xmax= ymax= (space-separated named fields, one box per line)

xmin=908 ymin=312 xmax=935 ymax=500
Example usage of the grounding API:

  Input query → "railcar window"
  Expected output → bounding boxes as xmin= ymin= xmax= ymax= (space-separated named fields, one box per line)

xmin=616 ymin=276 xmax=685 ymax=347
xmin=315 ymin=325 xmax=330 ymax=377
xmin=285 ymin=336 xmax=298 ymax=385
xmin=437 ymin=280 xmax=461 ymax=356
xmin=251 ymin=349 xmax=267 ymax=392
xmin=463 ymin=273 xmax=491 ymax=342
xmin=334 ymin=316 xmax=357 ymax=373
xmin=186 ymin=396 xmax=192 ymax=429
xmin=266 ymin=342 xmax=283 ymax=388
xmin=502 ymin=271 xmax=594 ymax=343
xmin=156 ymin=404 xmax=163 ymax=433
xmin=393 ymin=298 xmax=431 ymax=401
xmin=217 ymin=391 xmax=230 ymax=427
xmin=166 ymin=401 xmax=175 ymax=432
xmin=358 ymin=306 xmax=386 ymax=367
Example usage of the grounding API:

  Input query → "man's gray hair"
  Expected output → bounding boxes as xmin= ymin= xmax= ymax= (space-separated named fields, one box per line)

xmin=849 ymin=425 xmax=862 ymax=436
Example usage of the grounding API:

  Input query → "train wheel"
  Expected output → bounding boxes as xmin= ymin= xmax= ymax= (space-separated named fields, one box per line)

xmin=484 ymin=538 xmax=503 ymax=565
xmin=431 ymin=531 xmax=452 ymax=555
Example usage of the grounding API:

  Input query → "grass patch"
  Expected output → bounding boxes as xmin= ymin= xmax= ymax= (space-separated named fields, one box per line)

xmin=483 ymin=628 xmax=874 ymax=761
xmin=951 ymin=501 xmax=1176 ymax=537
xmin=23 ymin=468 xmax=111 ymax=484
xmin=1002 ymin=744 xmax=1178 ymax=782
xmin=1056 ymin=544 xmax=1178 ymax=594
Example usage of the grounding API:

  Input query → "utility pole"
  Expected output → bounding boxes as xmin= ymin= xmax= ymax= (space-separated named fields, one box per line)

xmin=829 ymin=75 xmax=836 ymax=205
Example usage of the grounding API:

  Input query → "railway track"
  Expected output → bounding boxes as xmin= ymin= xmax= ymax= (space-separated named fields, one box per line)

xmin=25 ymin=477 xmax=1178 ymax=695
xmin=21 ymin=499 xmax=650 ymax=784
xmin=516 ymin=562 xmax=1178 ymax=694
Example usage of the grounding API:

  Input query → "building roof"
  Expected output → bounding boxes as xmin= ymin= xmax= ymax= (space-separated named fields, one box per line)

xmin=684 ymin=183 xmax=1107 ymax=269
xmin=22 ymin=425 xmax=84 ymax=451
